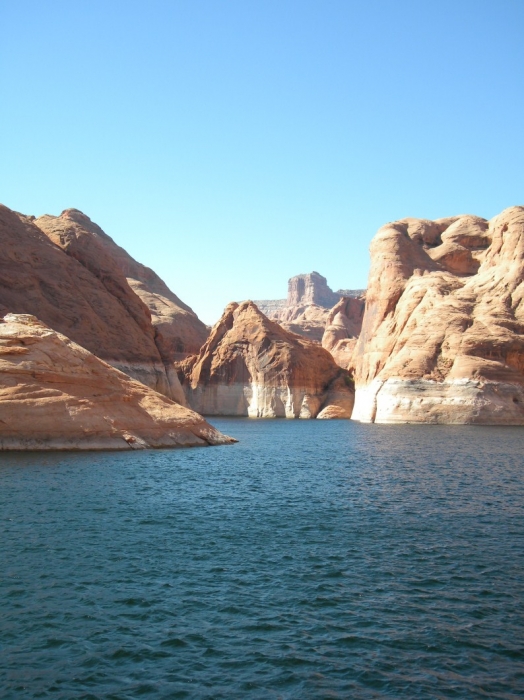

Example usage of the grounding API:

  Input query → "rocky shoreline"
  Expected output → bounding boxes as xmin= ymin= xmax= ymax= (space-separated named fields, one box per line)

xmin=1 ymin=202 xmax=523 ymax=450
xmin=0 ymin=314 xmax=235 ymax=450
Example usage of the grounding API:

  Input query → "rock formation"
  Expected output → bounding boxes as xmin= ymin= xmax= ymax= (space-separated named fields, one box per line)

xmin=272 ymin=303 xmax=334 ymax=343
xmin=178 ymin=301 xmax=354 ymax=418
xmin=0 ymin=204 xmax=169 ymax=395
xmin=254 ymin=271 xmax=365 ymax=342
xmin=35 ymin=209 xmax=208 ymax=359
xmin=35 ymin=209 xmax=208 ymax=399
xmin=352 ymin=206 xmax=524 ymax=424
xmin=287 ymin=271 xmax=341 ymax=308
xmin=0 ymin=314 xmax=235 ymax=450
xmin=0 ymin=203 xmax=207 ymax=401
xmin=322 ymin=295 xmax=366 ymax=369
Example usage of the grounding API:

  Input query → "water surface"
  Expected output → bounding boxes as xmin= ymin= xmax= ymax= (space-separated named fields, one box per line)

xmin=1 ymin=420 xmax=523 ymax=698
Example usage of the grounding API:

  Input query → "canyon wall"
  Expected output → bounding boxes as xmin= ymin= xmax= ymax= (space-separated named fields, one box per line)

xmin=0 ymin=204 xmax=171 ymax=395
xmin=0 ymin=314 xmax=234 ymax=450
xmin=0 ymin=204 xmax=207 ymax=401
xmin=35 ymin=209 xmax=208 ymax=359
xmin=254 ymin=271 xmax=365 ymax=342
xmin=352 ymin=206 xmax=524 ymax=424
xmin=322 ymin=296 xmax=366 ymax=370
xmin=178 ymin=301 xmax=354 ymax=419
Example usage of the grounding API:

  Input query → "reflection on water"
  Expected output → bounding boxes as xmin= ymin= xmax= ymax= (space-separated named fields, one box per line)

xmin=1 ymin=420 xmax=523 ymax=699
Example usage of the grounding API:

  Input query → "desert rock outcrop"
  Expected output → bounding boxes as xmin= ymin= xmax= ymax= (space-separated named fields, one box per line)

xmin=322 ymin=296 xmax=365 ymax=369
xmin=255 ymin=271 xmax=364 ymax=342
xmin=178 ymin=301 xmax=354 ymax=418
xmin=0 ymin=204 xmax=177 ymax=396
xmin=286 ymin=271 xmax=341 ymax=308
xmin=35 ymin=209 xmax=208 ymax=400
xmin=0 ymin=314 xmax=235 ymax=450
xmin=0 ymin=203 xmax=207 ymax=401
xmin=352 ymin=206 xmax=524 ymax=424
xmin=35 ymin=209 xmax=208 ymax=359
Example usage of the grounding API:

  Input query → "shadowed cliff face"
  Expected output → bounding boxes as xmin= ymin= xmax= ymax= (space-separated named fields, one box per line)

xmin=352 ymin=206 xmax=524 ymax=424
xmin=178 ymin=301 xmax=354 ymax=419
xmin=322 ymin=296 xmax=366 ymax=370
xmin=0 ymin=314 xmax=235 ymax=450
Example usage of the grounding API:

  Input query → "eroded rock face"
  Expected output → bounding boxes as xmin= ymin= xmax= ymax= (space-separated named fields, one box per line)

xmin=322 ymin=296 xmax=366 ymax=369
xmin=35 ymin=209 xmax=209 ymax=395
xmin=178 ymin=301 xmax=354 ymax=418
xmin=254 ymin=272 xmax=364 ymax=342
xmin=352 ymin=206 xmax=524 ymax=424
xmin=0 ymin=314 xmax=235 ymax=450
xmin=0 ymin=204 xmax=175 ymax=397
xmin=287 ymin=271 xmax=340 ymax=307
xmin=275 ymin=303 xmax=334 ymax=342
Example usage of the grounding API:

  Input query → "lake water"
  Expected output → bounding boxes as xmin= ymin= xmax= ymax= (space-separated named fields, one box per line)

xmin=1 ymin=419 xmax=523 ymax=699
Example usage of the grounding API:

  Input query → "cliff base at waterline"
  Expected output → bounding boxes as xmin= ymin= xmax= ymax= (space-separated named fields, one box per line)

xmin=178 ymin=301 xmax=354 ymax=419
xmin=0 ymin=314 xmax=235 ymax=450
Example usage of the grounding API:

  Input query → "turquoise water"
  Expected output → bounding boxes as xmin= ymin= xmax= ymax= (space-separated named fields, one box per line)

xmin=1 ymin=419 xmax=523 ymax=699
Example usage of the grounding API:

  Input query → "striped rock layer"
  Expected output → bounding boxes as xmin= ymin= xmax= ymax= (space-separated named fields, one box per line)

xmin=178 ymin=301 xmax=354 ymax=419
xmin=352 ymin=206 xmax=524 ymax=424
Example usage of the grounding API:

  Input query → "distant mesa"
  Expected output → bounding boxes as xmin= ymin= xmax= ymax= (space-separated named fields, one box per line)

xmin=252 ymin=271 xmax=365 ymax=343
xmin=287 ymin=271 xmax=344 ymax=308
xmin=177 ymin=300 xmax=354 ymax=419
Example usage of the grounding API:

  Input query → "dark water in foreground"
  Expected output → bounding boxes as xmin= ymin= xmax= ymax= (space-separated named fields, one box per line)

xmin=1 ymin=420 xmax=523 ymax=699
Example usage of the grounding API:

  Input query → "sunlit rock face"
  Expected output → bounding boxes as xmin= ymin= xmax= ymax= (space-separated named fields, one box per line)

xmin=0 ymin=314 xmax=235 ymax=450
xmin=254 ymin=271 xmax=364 ymax=342
xmin=286 ymin=271 xmax=341 ymax=308
xmin=322 ymin=296 xmax=366 ymax=369
xmin=0 ymin=203 xmax=179 ymax=398
xmin=178 ymin=301 xmax=354 ymax=419
xmin=35 ymin=208 xmax=209 ymax=400
xmin=352 ymin=206 xmax=524 ymax=424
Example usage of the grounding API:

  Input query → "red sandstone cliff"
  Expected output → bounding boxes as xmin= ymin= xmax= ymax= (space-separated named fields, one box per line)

xmin=322 ymin=296 xmax=366 ymax=369
xmin=254 ymin=272 xmax=364 ymax=342
xmin=35 ymin=209 xmax=208 ymax=360
xmin=0 ymin=204 xmax=177 ymax=395
xmin=0 ymin=314 xmax=234 ymax=450
xmin=178 ymin=301 xmax=354 ymax=418
xmin=0 ymin=203 xmax=208 ymax=401
xmin=352 ymin=206 xmax=524 ymax=424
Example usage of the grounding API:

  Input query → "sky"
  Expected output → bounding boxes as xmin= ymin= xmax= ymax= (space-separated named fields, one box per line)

xmin=1 ymin=0 xmax=523 ymax=324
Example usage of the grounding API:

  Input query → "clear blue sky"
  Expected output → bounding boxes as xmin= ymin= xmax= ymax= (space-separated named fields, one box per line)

xmin=1 ymin=1 xmax=523 ymax=324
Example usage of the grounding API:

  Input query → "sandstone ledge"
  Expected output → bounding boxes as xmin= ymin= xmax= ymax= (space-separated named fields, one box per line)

xmin=0 ymin=314 xmax=235 ymax=450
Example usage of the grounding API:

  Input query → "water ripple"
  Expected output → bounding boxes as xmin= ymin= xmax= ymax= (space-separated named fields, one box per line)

xmin=1 ymin=421 xmax=523 ymax=698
